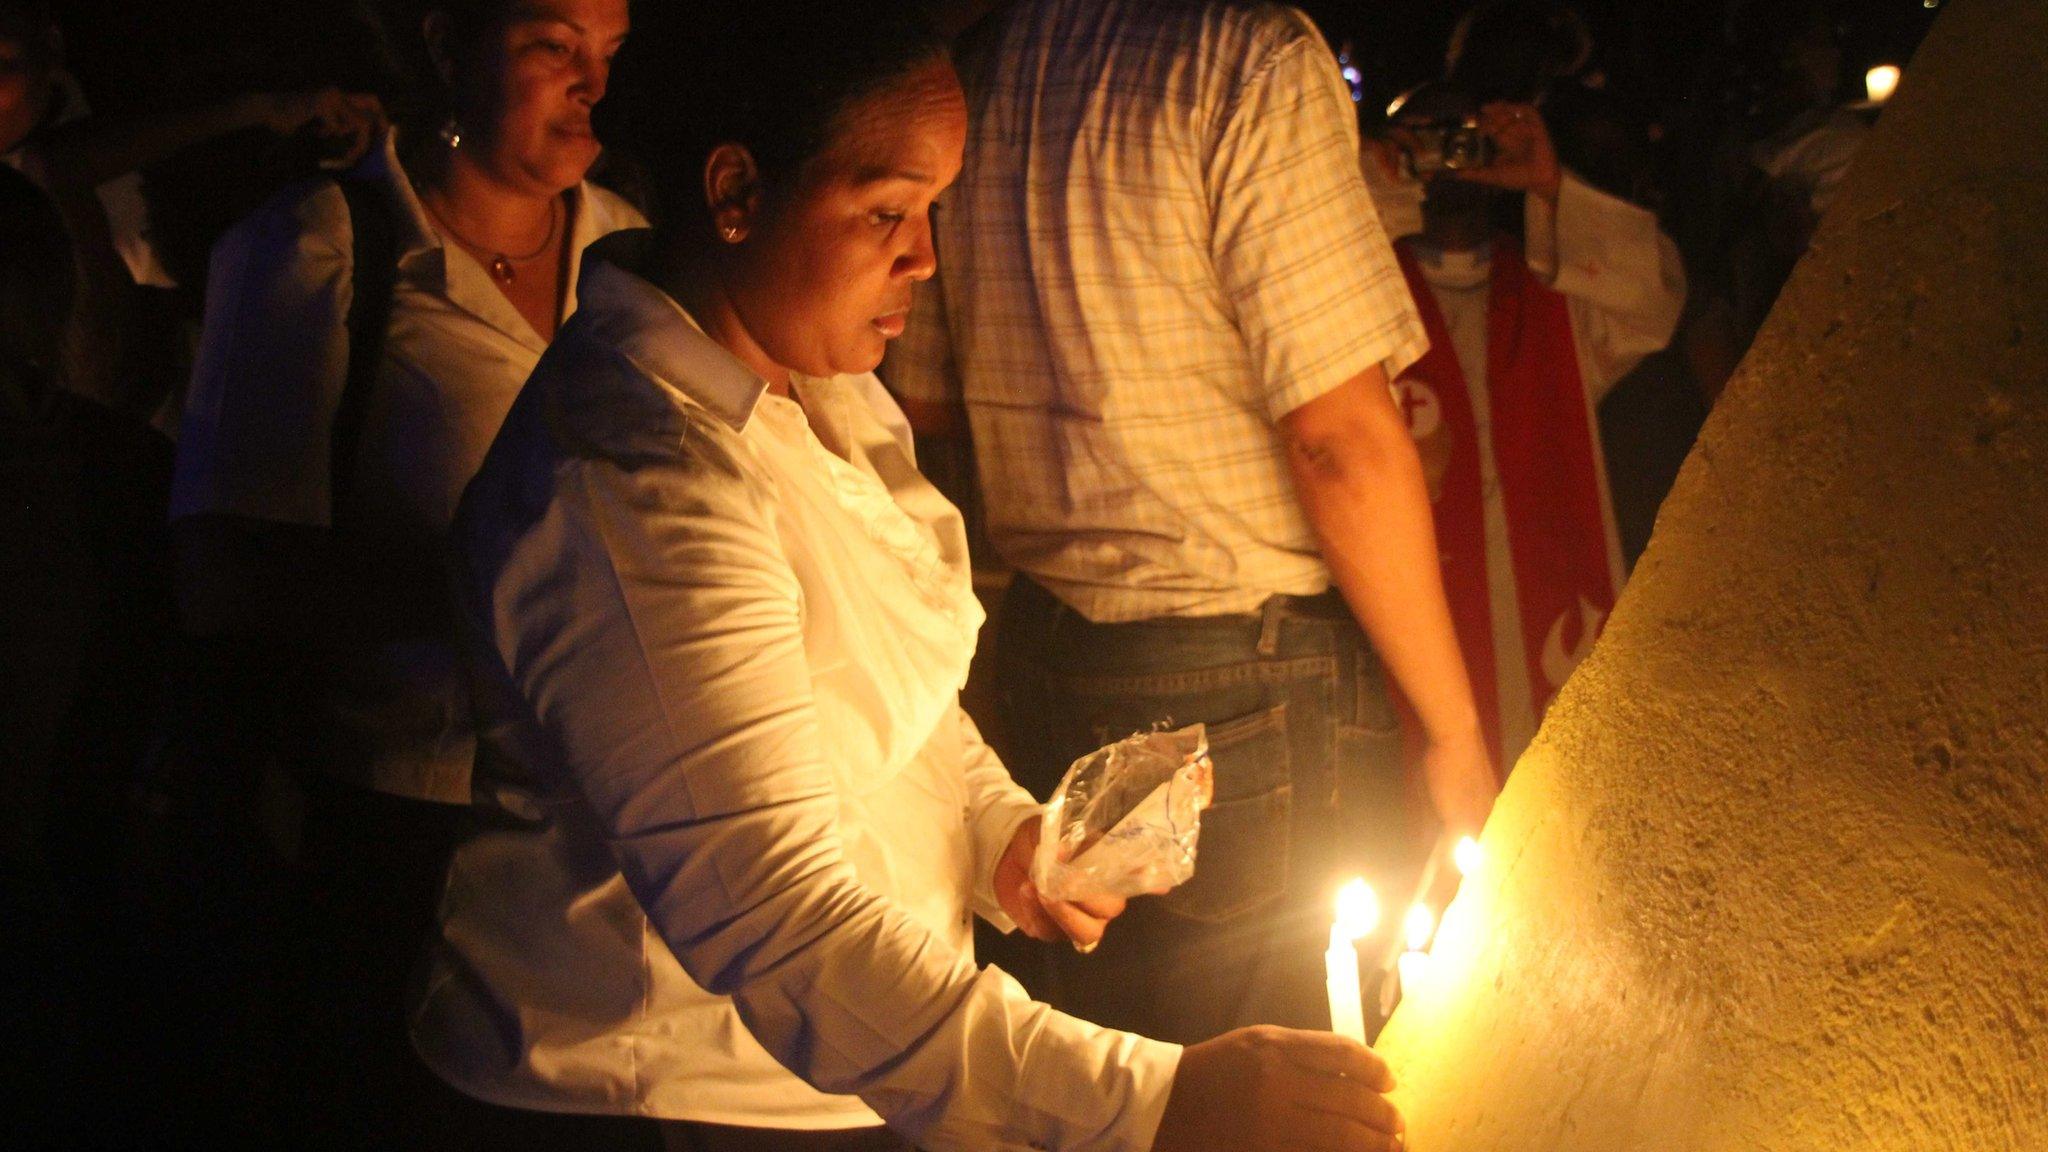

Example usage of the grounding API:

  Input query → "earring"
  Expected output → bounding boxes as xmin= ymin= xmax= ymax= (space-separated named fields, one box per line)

xmin=720 ymin=224 xmax=741 ymax=243
xmin=438 ymin=116 xmax=463 ymax=149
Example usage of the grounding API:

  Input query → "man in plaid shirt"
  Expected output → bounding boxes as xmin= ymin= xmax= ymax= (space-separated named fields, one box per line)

xmin=886 ymin=0 xmax=1496 ymax=1042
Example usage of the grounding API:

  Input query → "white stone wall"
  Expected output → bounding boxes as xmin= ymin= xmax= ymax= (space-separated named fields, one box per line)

xmin=1374 ymin=1 xmax=2048 ymax=1147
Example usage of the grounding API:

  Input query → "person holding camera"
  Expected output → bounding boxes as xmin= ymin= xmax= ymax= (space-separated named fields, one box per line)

xmin=1365 ymin=81 xmax=1685 ymax=773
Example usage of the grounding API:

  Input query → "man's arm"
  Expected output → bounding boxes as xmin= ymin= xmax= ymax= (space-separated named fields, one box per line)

xmin=1280 ymin=367 xmax=1496 ymax=836
xmin=31 ymin=89 xmax=384 ymax=193
xmin=1454 ymin=102 xmax=1686 ymax=402
xmin=1196 ymin=18 xmax=1496 ymax=830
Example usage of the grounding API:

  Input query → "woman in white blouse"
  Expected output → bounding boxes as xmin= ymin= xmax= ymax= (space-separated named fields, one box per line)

xmin=415 ymin=4 xmax=1408 ymax=1151
xmin=167 ymin=0 xmax=641 ymax=1140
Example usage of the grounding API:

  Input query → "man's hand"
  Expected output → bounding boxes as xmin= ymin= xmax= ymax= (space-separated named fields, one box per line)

xmin=242 ymin=88 xmax=387 ymax=169
xmin=1450 ymin=101 xmax=1561 ymax=205
xmin=1152 ymin=1026 xmax=1405 ymax=1152
xmin=993 ymin=816 xmax=1126 ymax=949
xmin=1420 ymin=725 xmax=1497 ymax=837
xmin=1362 ymin=134 xmax=1407 ymax=183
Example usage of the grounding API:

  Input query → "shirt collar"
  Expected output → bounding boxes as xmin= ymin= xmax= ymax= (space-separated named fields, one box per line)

xmin=357 ymin=131 xmax=444 ymax=271
xmin=362 ymin=131 xmax=636 ymax=352
xmin=570 ymin=230 xmax=768 ymax=433
xmin=1412 ymin=239 xmax=1494 ymax=291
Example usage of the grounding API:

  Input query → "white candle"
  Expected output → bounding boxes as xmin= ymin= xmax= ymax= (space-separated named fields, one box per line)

xmin=1403 ymin=902 xmax=1436 ymax=952
xmin=1326 ymin=878 xmax=1378 ymax=1042
xmin=1398 ymin=949 xmax=1431 ymax=1000
xmin=1387 ymin=903 xmax=1438 ymax=1007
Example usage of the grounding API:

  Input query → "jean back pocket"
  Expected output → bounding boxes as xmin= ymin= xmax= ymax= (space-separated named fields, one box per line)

xmin=1159 ymin=701 xmax=1293 ymax=925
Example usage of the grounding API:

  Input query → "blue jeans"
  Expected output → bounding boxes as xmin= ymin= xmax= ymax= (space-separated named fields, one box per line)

xmin=990 ymin=576 xmax=1415 ymax=1044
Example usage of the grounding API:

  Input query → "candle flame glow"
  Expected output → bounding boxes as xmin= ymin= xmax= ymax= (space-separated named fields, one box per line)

xmin=1335 ymin=878 xmax=1379 ymax=940
xmin=1866 ymin=64 xmax=1901 ymax=105
xmin=1404 ymin=902 xmax=1436 ymax=951
xmin=1453 ymin=835 xmax=1484 ymax=877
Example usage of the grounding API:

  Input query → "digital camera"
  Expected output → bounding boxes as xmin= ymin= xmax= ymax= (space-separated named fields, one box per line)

xmin=1401 ymin=115 xmax=1496 ymax=179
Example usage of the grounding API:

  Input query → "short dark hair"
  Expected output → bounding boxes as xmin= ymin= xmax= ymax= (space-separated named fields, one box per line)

xmin=371 ymin=0 xmax=583 ymax=131
xmin=605 ymin=0 xmax=946 ymax=227
xmin=1445 ymin=0 xmax=1592 ymax=104
xmin=0 ymin=0 xmax=54 ymax=49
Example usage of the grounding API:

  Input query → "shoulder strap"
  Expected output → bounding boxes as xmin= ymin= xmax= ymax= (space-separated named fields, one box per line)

xmin=330 ymin=176 xmax=401 ymax=530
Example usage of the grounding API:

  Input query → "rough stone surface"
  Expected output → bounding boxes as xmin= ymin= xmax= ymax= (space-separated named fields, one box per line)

xmin=1374 ymin=1 xmax=2048 ymax=1147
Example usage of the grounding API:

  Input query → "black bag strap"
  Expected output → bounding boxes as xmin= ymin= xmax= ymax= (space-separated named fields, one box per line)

xmin=330 ymin=176 xmax=401 ymax=531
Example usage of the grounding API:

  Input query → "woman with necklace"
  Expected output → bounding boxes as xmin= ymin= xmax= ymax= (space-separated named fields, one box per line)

xmin=167 ymin=0 xmax=642 ymax=1143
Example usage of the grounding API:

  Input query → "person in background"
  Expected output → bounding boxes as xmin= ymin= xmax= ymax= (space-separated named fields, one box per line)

xmin=1676 ymin=0 xmax=1870 ymax=405
xmin=0 ymin=160 xmax=93 ymax=978
xmin=410 ymin=3 xmax=1406 ymax=1150
xmin=1366 ymin=78 xmax=1683 ymax=772
xmin=1 ymin=0 xmax=384 ymax=423
xmin=2 ymin=5 xmax=393 ymax=1143
xmin=0 ymin=157 xmax=114 ymax=1150
xmin=166 ymin=0 xmax=642 ymax=1142
xmin=884 ymin=0 xmax=1497 ymax=1046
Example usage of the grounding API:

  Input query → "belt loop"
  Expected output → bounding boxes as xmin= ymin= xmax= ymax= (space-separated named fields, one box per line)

xmin=1257 ymin=595 xmax=1285 ymax=658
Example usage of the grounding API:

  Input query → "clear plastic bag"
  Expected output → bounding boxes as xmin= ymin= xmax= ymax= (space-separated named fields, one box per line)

xmin=1031 ymin=724 xmax=1214 ymax=903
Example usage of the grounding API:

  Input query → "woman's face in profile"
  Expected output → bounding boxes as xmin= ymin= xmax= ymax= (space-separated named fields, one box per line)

xmin=457 ymin=0 xmax=628 ymax=195
xmin=0 ymin=31 xmax=56 ymax=156
xmin=731 ymin=57 xmax=967 ymax=380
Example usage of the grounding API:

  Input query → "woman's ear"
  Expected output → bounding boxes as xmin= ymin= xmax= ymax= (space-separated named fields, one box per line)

xmin=422 ymin=11 xmax=459 ymax=89
xmin=703 ymin=143 xmax=762 ymax=244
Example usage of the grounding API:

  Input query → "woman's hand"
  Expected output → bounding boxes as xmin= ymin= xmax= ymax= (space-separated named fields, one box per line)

xmin=1152 ymin=1026 xmax=1405 ymax=1152
xmin=241 ymin=88 xmax=387 ymax=168
xmin=992 ymin=815 xmax=1127 ymax=949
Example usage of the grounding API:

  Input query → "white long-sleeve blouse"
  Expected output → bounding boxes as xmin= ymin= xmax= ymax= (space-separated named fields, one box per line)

xmin=412 ymin=236 xmax=1179 ymax=1150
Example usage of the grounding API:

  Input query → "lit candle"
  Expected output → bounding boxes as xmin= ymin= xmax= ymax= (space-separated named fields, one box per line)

xmin=1397 ymin=949 xmax=1431 ymax=999
xmin=1398 ymin=902 xmax=1436 ymax=1000
xmin=1404 ymin=902 xmax=1436 ymax=952
xmin=1453 ymin=835 xmax=1484 ymax=878
xmin=1326 ymin=878 xmax=1378 ymax=1043
xmin=1866 ymin=64 xmax=1901 ymax=105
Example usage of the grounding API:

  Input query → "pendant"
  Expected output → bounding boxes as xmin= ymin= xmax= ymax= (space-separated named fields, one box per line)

xmin=489 ymin=255 xmax=516 ymax=284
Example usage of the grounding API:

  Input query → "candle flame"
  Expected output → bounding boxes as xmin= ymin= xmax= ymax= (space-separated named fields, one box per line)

xmin=1453 ymin=835 xmax=1484 ymax=877
xmin=1404 ymin=902 xmax=1436 ymax=951
xmin=1334 ymin=878 xmax=1379 ymax=940
xmin=1866 ymin=64 xmax=1901 ymax=105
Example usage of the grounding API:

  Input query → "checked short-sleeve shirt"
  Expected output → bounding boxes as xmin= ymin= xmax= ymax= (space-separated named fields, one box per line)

xmin=886 ymin=0 xmax=1426 ymax=621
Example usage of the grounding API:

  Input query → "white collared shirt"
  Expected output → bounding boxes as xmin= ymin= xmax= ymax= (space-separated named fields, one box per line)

xmin=885 ymin=0 xmax=1426 ymax=622
xmin=413 ymin=238 xmax=1179 ymax=1147
xmin=169 ymin=133 xmax=644 ymax=802
xmin=2 ymin=71 xmax=176 ymax=289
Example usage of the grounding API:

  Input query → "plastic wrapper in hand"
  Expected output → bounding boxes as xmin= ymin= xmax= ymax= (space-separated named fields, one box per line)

xmin=1031 ymin=724 xmax=1214 ymax=903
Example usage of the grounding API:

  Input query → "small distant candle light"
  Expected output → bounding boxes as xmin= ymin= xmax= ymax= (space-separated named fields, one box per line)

xmin=1453 ymin=835 xmax=1484 ymax=878
xmin=1866 ymin=64 xmax=1902 ymax=105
